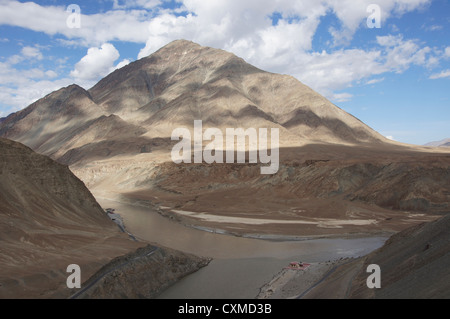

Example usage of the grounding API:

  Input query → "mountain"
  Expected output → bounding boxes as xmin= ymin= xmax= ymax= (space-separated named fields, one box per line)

xmin=0 ymin=138 xmax=206 ymax=298
xmin=297 ymin=213 xmax=450 ymax=299
xmin=1 ymin=40 xmax=449 ymax=239
xmin=348 ymin=213 xmax=450 ymax=298
xmin=425 ymin=138 xmax=450 ymax=147
xmin=0 ymin=84 xmax=105 ymax=158
xmin=0 ymin=138 xmax=142 ymax=297
xmin=0 ymin=39 xmax=388 ymax=161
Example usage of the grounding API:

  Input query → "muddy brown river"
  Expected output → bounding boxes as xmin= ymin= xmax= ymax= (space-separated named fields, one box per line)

xmin=97 ymin=198 xmax=388 ymax=299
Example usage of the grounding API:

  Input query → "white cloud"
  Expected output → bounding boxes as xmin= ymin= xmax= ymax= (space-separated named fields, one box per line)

xmin=138 ymin=13 xmax=197 ymax=59
xmin=0 ymin=0 xmax=432 ymax=52
xmin=112 ymin=0 xmax=162 ymax=9
xmin=0 ymin=0 xmax=442 ymax=111
xmin=115 ymin=59 xmax=131 ymax=70
xmin=424 ymin=24 xmax=443 ymax=31
xmin=135 ymin=0 xmax=436 ymax=101
xmin=377 ymin=34 xmax=401 ymax=47
xmin=6 ymin=45 xmax=44 ymax=65
xmin=0 ymin=1 xmax=152 ymax=46
xmin=46 ymin=70 xmax=58 ymax=78
xmin=331 ymin=92 xmax=353 ymax=103
xmin=21 ymin=46 xmax=43 ymax=60
xmin=325 ymin=0 xmax=431 ymax=46
xmin=7 ymin=54 xmax=23 ymax=65
xmin=386 ymin=135 xmax=395 ymax=141
xmin=377 ymin=35 xmax=432 ymax=73
xmin=0 ymin=61 xmax=73 ymax=113
xmin=429 ymin=69 xmax=450 ymax=80
xmin=390 ymin=24 xmax=400 ymax=33
xmin=366 ymin=78 xmax=385 ymax=85
xmin=445 ymin=47 xmax=450 ymax=58
xmin=70 ymin=43 xmax=120 ymax=82
xmin=0 ymin=63 xmax=50 ymax=85
xmin=286 ymin=48 xmax=385 ymax=99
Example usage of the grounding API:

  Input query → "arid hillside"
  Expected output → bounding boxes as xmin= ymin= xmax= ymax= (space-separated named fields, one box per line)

xmin=0 ymin=138 xmax=205 ymax=298
xmin=349 ymin=213 xmax=450 ymax=299
xmin=298 ymin=214 xmax=450 ymax=299
xmin=1 ymin=40 xmax=449 ymax=238
xmin=0 ymin=39 xmax=391 ymax=163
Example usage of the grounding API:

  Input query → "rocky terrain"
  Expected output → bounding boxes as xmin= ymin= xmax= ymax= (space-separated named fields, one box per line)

xmin=73 ymin=146 xmax=449 ymax=238
xmin=348 ymin=213 xmax=450 ymax=299
xmin=0 ymin=39 xmax=389 ymax=162
xmin=0 ymin=40 xmax=449 ymax=299
xmin=275 ymin=214 xmax=450 ymax=299
xmin=0 ymin=138 xmax=207 ymax=298
xmin=1 ymin=40 xmax=448 ymax=239
xmin=71 ymin=245 xmax=210 ymax=299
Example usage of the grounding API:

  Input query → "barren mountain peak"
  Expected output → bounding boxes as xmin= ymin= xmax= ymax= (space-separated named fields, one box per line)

xmin=154 ymin=39 xmax=224 ymax=56
xmin=1 ymin=39 xmax=400 ymax=163
xmin=158 ymin=39 xmax=202 ymax=51
xmin=145 ymin=39 xmax=255 ymax=75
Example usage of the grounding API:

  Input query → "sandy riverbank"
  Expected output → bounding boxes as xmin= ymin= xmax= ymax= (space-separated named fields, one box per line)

xmin=257 ymin=258 xmax=360 ymax=299
xmin=94 ymin=197 xmax=389 ymax=299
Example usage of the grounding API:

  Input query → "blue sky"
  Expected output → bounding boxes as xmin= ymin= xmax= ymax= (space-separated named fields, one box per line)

xmin=0 ymin=0 xmax=449 ymax=145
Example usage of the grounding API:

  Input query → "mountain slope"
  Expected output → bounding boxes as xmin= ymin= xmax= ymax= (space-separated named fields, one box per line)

xmin=0 ymin=137 xmax=143 ymax=298
xmin=0 ymin=40 xmax=448 ymax=239
xmin=348 ymin=213 xmax=450 ymax=298
xmin=296 ymin=213 xmax=450 ymax=299
xmin=0 ymin=40 xmax=389 ymax=166
xmin=88 ymin=39 xmax=386 ymax=145
xmin=0 ymin=85 xmax=105 ymax=157
xmin=0 ymin=138 xmax=208 ymax=299
xmin=425 ymin=138 xmax=450 ymax=147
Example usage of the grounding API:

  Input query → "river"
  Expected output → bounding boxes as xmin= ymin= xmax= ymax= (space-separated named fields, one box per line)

xmin=97 ymin=198 xmax=388 ymax=299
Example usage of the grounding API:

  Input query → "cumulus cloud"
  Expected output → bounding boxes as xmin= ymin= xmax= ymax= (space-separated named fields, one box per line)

xmin=115 ymin=59 xmax=131 ymax=70
xmin=377 ymin=35 xmax=432 ymax=73
xmin=6 ymin=45 xmax=44 ymax=65
xmin=70 ymin=43 xmax=120 ymax=82
xmin=135 ymin=0 xmax=436 ymax=101
xmin=21 ymin=46 xmax=43 ymax=60
xmin=0 ymin=0 xmax=152 ymax=45
xmin=0 ymin=61 xmax=72 ymax=113
xmin=46 ymin=70 xmax=58 ymax=78
xmin=0 ymin=0 xmax=443 ymax=109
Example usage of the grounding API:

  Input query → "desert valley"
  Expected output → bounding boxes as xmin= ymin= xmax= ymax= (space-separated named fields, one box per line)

xmin=0 ymin=40 xmax=449 ymax=299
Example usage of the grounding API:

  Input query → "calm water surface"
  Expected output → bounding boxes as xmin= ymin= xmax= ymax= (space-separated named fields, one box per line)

xmin=98 ymin=198 xmax=387 ymax=298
